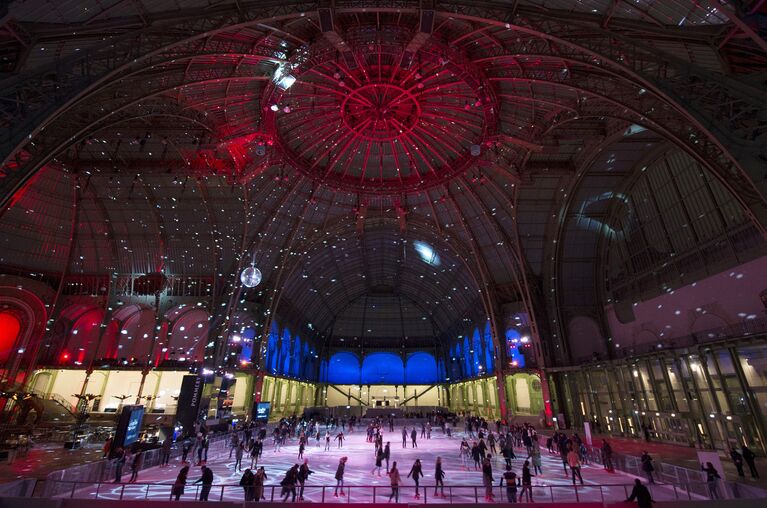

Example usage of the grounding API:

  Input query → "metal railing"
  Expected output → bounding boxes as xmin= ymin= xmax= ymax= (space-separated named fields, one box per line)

xmin=39 ymin=479 xmax=761 ymax=503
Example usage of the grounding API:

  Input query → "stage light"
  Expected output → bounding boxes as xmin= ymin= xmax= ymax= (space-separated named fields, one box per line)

xmin=270 ymin=104 xmax=279 ymax=112
xmin=276 ymin=74 xmax=296 ymax=89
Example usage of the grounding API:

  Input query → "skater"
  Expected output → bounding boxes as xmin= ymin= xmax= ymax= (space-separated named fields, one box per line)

xmin=567 ymin=447 xmax=583 ymax=485
xmin=297 ymin=459 xmax=313 ymax=500
xmin=171 ymin=464 xmax=189 ymax=501
xmin=161 ymin=436 xmax=172 ymax=466
xmin=407 ymin=458 xmax=423 ymax=498
xmin=113 ymin=447 xmax=126 ymax=483
xmin=388 ymin=461 xmax=401 ymax=503
xmin=384 ymin=441 xmax=391 ymax=472
xmin=325 ymin=431 xmax=332 ymax=451
xmin=626 ymin=479 xmax=653 ymax=508
xmin=730 ymin=448 xmax=745 ymax=477
xmin=434 ymin=457 xmax=445 ymax=497
xmin=335 ymin=431 xmax=345 ymax=449
xmin=240 ymin=468 xmax=255 ymax=501
xmin=280 ymin=464 xmax=299 ymax=503
xmin=702 ymin=462 xmax=721 ymax=499
xmin=194 ymin=465 xmax=213 ymax=501
xmin=402 ymin=427 xmax=408 ymax=448
xmin=235 ymin=442 xmax=245 ymax=472
xmin=129 ymin=449 xmax=143 ymax=483
xmin=602 ymin=440 xmax=614 ymax=471
xmin=520 ymin=460 xmax=534 ymax=502
xmin=742 ymin=446 xmax=759 ymax=478
xmin=460 ymin=439 xmax=471 ymax=469
xmin=500 ymin=465 xmax=518 ymax=503
xmin=372 ymin=447 xmax=384 ymax=476
xmin=640 ymin=451 xmax=655 ymax=484
xmin=334 ymin=457 xmax=347 ymax=497
xmin=254 ymin=466 xmax=268 ymax=501
xmin=411 ymin=427 xmax=418 ymax=448
xmin=482 ymin=454 xmax=495 ymax=501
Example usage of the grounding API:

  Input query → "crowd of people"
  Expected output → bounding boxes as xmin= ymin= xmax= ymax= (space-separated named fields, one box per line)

xmin=101 ymin=412 xmax=760 ymax=504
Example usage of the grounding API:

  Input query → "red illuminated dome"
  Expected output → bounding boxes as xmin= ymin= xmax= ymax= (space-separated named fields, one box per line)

xmin=264 ymin=31 xmax=497 ymax=195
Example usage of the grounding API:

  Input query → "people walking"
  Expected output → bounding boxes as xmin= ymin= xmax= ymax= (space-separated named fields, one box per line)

xmin=161 ymin=436 xmax=172 ymax=466
xmin=602 ymin=440 xmax=614 ymax=472
xmin=171 ymin=464 xmax=189 ymax=501
xmin=235 ymin=442 xmax=245 ymax=472
xmin=280 ymin=464 xmax=299 ymax=503
xmin=407 ymin=458 xmax=424 ymax=499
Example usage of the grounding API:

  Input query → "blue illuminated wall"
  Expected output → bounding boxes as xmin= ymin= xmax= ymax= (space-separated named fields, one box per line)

xmin=505 ymin=329 xmax=526 ymax=368
xmin=261 ymin=321 xmax=319 ymax=381
xmin=405 ymin=352 xmax=438 ymax=384
xmin=362 ymin=352 xmax=405 ymax=384
xmin=445 ymin=322 xmax=498 ymax=381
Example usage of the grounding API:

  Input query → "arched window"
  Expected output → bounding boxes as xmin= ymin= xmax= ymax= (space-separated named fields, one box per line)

xmin=361 ymin=352 xmax=404 ymax=384
xmin=326 ymin=352 xmax=361 ymax=384
xmin=405 ymin=352 xmax=438 ymax=384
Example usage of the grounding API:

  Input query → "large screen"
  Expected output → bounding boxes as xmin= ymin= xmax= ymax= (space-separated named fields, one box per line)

xmin=254 ymin=402 xmax=271 ymax=422
xmin=124 ymin=405 xmax=144 ymax=446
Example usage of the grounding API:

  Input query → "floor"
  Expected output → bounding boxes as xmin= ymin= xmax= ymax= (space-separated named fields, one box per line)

xmin=54 ymin=428 xmax=701 ymax=503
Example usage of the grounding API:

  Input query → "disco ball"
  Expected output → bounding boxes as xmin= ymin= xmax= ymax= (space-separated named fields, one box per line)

xmin=240 ymin=265 xmax=262 ymax=288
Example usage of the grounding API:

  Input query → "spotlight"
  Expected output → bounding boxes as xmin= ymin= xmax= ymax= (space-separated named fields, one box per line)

xmin=470 ymin=144 xmax=481 ymax=156
xmin=270 ymin=104 xmax=279 ymax=112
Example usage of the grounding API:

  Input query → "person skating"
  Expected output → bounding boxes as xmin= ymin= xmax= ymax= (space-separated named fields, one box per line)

xmin=482 ymin=454 xmax=494 ymax=501
xmin=434 ymin=456 xmax=445 ymax=497
xmin=640 ymin=451 xmax=655 ymax=484
xmin=113 ymin=447 xmax=126 ymax=483
xmin=297 ymin=459 xmax=313 ymax=500
xmin=280 ymin=464 xmax=299 ymax=503
xmin=161 ymin=436 xmax=172 ymax=466
xmin=702 ymin=461 xmax=721 ymax=499
xmin=471 ymin=442 xmax=482 ymax=470
xmin=742 ymin=445 xmax=759 ymax=478
xmin=566 ymin=447 xmax=583 ymax=485
xmin=407 ymin=458 xmax=424 ymax=499
xmin=254 ymin=466 xmax=268 ymax=501
xmin=194 ymin=465 xmax=214 ymax=501
xmin=626 ymin=479 xmax=653 ymax=508
xmin=334 ymin=456 xmax=347 ymax=497
xmin=171 ymin=464 xmax=189 ymax=501
xmin=325 ymin=431 xmax=332 ymax=451
xmin=411 ymin=427 xmax=418 ymax=448
xmin=240 ymin=468 xmax=255 ymax=501
xmin=602 ymin=440 xmax=614 ymax=472
xmin=460 ymin=439 xmax=471 ymax=469
xmin=129 ymin=449 xmax=143 ymax=483
xmin=500 ymin=464 xmax=518 ymax=503
xmin=384 ymin=441 xmax=391 ymax=472
xmin=234 ymin=442 xmax=245 ymax=472
xmin=335 ymin=431 xmax=345 ymax=449
xmin=519 ymin=460 xmax=535 ymax=502
xmin=730 ymin=448 xmax=745 ymax=478
xmin=372 ymin=446 xmax=385 ymax=476
xmin=387 ymin=461 xmax=401 ymax=503
xmin=528 ymin=440 xmax=542 ymax=475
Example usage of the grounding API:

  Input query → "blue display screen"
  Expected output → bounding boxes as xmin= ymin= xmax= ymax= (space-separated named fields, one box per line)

xmin=255 ymin=402 xmax=271 ymax=422
xmin=124 ymin=406 xmax=144 ymax=445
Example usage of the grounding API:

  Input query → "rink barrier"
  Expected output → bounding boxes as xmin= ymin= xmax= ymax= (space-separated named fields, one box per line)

xmin=2 ymin=497 xmax=767 ymax=508
xmin=27 ymin=479 xmax=767 ymax=503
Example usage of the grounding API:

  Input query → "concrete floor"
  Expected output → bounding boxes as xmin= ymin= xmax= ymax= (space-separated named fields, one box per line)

xmin=56 ymin=429 xmax=699 ymax=503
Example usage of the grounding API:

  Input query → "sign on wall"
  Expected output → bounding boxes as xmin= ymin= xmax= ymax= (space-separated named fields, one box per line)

xmin=175 ymin=375 xmax=204 ymax=435
xmin=112 ymin=405 xmax=145 ymax=456
xmin=254 ymin=401 xmax=271 ymax=422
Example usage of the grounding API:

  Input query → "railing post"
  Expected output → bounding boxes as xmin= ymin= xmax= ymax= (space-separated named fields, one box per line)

xmin=449 ymin=486 xmax=453 ymax=504
xmin=70 ymin=482 xmax=77 ymax=499
xmin=424 ymin=487 xmax=427 ymax=504
xmin=145 ymin=483 xmax=150 ymax=499
xmin=119 ymin=484 xmax=126 ymax=500
xmin=474 ymin=486 xmax=478 ymax=503
xmin=373 ymin=486 xmax=376 ymax=503
xmin=95 ymin=482 xmax=101 ymax=499
xmin=220 ymin=485 xmax=225 ymax=501
xmin=574 ymin=485 xmax=580 ymax=502
xmin=270 ymin=485 xmax=275 ymax=502
xmin=322 ymin=486 xmax=325 ymax=503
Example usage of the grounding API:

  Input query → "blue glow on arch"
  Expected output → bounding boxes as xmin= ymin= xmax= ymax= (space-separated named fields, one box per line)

xmin=483 ymin=322 xmax=495 ymax=375
xmin=362 ymin=352 xmax=405 ymax=384
xmin=325 ymin=352 xmax=361 ymax=384
xmin=405 ymin=352 xmax=438 ymax=384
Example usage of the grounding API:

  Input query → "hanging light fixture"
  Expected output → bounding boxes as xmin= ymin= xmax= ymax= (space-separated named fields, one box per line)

xmin=240 ymin=262 xmax=262 ymax=288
